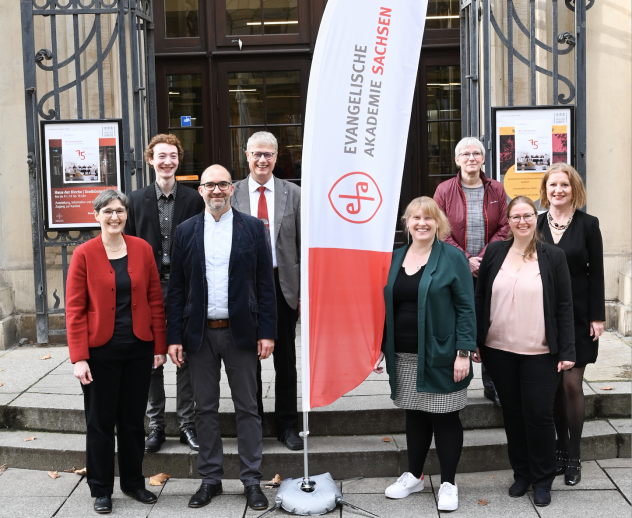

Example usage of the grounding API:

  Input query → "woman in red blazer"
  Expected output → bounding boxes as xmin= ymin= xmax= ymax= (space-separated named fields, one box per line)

xmin=66 ymin=189 xmax=166 ymax=514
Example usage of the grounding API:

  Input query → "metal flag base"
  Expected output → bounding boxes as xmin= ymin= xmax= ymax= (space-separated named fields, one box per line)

xmin=255 ymin=414 xmax=379 ymax=518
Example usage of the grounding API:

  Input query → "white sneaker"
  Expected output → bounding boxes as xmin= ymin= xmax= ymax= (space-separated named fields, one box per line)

xmin=384 ymin=472 xmax=424 ymax=499
xmin=437 ymin=482 xmax=458 ymax=511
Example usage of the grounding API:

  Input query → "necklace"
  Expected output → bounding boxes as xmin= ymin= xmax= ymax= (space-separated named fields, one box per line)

xmin=510 ymin=247 xmax=526 ymax=258
xmin=410 ymin=246 xmax=431 ymax=270
xmin=548 ymin=210 xmax=574 ymax=232
xmin=103 ymin=238 xmax=124 ymax=253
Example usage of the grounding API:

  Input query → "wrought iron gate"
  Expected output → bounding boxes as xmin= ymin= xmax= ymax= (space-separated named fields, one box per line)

xmin=20 ymin=0 xmax=157 ymax=344
xmin=460 ymin=0 xmax=591 ymax=183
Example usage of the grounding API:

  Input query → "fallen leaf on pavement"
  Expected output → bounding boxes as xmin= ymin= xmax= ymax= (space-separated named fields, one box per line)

xmin=489 ymin=475 xmax=494 ymax=479
xmin=48 ymin=471 xmax=61 ymax=479
xmin=63 ymin=468 xmax=75 ymax=473
xmin=149 ymin=473 xmax=171 ymax=486
xmin=0 ymin=368 xmax=4 ymax=371
xmin=382 ymin=437 xmax=391 ymax=442
xmin=0 ymin=382 xmax=4 ymax=387
xmin=40 ymin=355 xmax=51 ymax=360
xmin=0 ymin=465 xmax=6 ymax=476
xmin=478 ymin=499 xmax=488 ymax=506
xmin=600 ymin=386 xmax=613 ymax=390
xmin=264 ymin=474 xmax=282 ymax=488
xmin=24 ymin=436 xmax=36 ymax=442
xmin=74 ymin=468 xmax=87 ymax=475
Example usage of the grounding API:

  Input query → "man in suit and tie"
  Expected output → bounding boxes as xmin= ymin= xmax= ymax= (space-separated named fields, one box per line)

xmin=231 ymin=131 xmax=302 ymax=451
xmin=125 ymin=134 xmax=205 ymax=453
xmin=167 ymin=164 xmax=276 ymax=510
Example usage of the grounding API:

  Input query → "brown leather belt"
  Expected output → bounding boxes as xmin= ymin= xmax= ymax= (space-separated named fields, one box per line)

xmin=207 ymin=319 xmax=229 ymax=329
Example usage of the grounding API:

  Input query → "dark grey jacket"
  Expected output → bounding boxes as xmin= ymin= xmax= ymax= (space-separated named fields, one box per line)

xmin=475 ymin=239 xmax=575 ymax=362
xmin=232 ymin=176 xmax=301 ymax=309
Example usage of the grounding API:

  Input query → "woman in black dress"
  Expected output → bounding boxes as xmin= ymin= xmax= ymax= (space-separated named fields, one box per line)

xmin=537 ymin=163 xmax=605 ymax=486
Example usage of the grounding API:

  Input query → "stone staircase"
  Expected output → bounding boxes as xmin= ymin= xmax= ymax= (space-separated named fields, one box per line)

xmin=0 ymin=332 xmax=630 ymax=480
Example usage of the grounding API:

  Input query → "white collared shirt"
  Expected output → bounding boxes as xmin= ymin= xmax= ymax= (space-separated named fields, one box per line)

xmin=248 ymin=175 xmax=277 ymax=267
xmin=204 ymin=208 xmax=233 ymax=319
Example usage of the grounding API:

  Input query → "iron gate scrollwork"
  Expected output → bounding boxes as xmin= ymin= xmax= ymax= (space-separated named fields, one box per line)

xmin=460 ymin=0 xmax=590 ymax=183
xmin=20 ymin=0 xmax=157 ymax=343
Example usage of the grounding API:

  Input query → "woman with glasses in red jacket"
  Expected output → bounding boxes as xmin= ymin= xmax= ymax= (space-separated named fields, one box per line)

xmin=66 ymin=189 xmax=166 ymax=514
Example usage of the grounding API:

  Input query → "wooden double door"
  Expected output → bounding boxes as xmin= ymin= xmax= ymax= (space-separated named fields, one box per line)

xmin=156 ymin=48 xmax=461 ymax=244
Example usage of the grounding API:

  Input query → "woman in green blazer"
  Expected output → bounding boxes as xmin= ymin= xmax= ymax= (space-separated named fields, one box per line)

xmin=374 ymin=196 xmax=477 ymax=513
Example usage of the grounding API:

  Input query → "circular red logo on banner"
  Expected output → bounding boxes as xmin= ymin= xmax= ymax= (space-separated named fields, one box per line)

xmin=328 ymin=172 xmax=383 ymax=224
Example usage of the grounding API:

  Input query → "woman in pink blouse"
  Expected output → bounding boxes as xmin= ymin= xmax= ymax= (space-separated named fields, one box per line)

xmin=473 ymin=196 xmax=575 ymax=508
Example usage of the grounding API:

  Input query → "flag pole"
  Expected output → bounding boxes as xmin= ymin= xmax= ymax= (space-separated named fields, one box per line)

xmin=299 ymin=411 xmax=315 ymax=492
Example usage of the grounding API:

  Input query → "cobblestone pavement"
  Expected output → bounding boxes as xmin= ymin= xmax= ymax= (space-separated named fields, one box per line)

xmin=0 ymin=459 xmax=629 ymax=518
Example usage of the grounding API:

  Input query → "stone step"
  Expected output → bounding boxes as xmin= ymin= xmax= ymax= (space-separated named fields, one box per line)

xmin=0 ymin=419 xmax=629 ymax=480
xmin=1 ymin=386 xmax=629 ymax=437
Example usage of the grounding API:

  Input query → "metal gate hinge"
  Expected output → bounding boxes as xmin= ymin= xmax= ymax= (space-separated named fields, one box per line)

xmin=27 ymin=152 xmax=36 ymax=177
xmin=466 ymin=75 xmax=479 ymax=81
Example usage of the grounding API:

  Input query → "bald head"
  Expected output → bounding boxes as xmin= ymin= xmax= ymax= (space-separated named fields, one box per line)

xmin=198 ymin=164 xmax=234 ymax=220
xmin=200 ymin=164 xmax=231 ymax=184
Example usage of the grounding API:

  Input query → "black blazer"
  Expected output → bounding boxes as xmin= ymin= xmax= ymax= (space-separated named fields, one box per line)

xmin=166 ymin=209 xmax=277 ymax=354
xmin=475 ymin=240 xmax=575 ymax=362
xmin=124 ymin=182 xmax=205 ymax=270
xmin=537 ymin=210 xmax=605 ymax=349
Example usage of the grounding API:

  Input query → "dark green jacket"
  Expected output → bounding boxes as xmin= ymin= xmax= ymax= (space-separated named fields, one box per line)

xmin=384 ymin=239 xmax=477 ymax=397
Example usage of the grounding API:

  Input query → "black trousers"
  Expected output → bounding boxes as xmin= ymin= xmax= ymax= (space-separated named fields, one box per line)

xmin=257 ymin=270 xmax=299 ymax=436
xmin=480 ymin=345 xmax=560 ymax=490
xmin=82 ymin=340 xmax=154 ymax=497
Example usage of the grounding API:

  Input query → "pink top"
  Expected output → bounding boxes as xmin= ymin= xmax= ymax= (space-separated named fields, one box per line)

xmin=485 ymin=258 xmax=549 ymax=355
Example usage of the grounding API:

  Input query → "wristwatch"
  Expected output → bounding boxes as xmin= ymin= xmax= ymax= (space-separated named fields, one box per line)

xmin=457 ymin=350 xmax=470 ymax=358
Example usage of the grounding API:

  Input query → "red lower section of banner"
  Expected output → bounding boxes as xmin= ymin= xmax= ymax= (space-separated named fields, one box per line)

xmin=308 ymin=247 xmax=392 ymax=409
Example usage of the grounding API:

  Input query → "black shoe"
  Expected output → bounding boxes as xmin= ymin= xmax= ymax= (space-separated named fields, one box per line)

xmin=244 ymin=484 xmax=269 ymax=510
xmin=188 ymin=482 xmax=223 ymax=508
xmin=556 ymin=450 xmax=568 ymax=476
xmin=123 ymin=488 xmax=157 ymax=504
xmin=508 ymin=479 xmax=529 ymax=498
xmin=180 ymin=428 xmax=199 ymax=451
xmin=94 ymin=496 xmax=112 ymax=514
xmin=144 ymin=428 xmax=166 ymax=453
xmin=279 ymin=428 xmax=304 ymax=450
xmin=484 ymin=390 xmax=502 ymax=407
xmin=565 ymin=459 xmax=581 ymax=486
xmin=533 ymin=488 xmax=551 ymax=507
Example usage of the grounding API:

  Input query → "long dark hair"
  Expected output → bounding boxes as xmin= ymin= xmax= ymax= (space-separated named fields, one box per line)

xmin=505 ymin=196 xmax=542 ymax=261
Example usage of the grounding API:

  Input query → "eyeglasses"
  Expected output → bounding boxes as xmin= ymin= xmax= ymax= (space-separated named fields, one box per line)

xmin=249 ymin=152 xmax=276 ymax=160
xmin=100 ymin=208 xmax=127 ymax=217
xmin=509 ymin=213 xmax=536 ymax=223
xmin=459 ymin=152 xmax=483 ymax=159
xmin=200 ymin=181 xmax=232 ymax=192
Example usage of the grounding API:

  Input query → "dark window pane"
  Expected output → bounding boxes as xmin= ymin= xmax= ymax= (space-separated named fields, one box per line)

xmin=168 ymin=74 xmax=203 ymax=127
xmin=263 ymin=0 xmax=299 ymax=34
xmin=226 ymin=0 xmax=261 ymax=35
xmin=265 ymin=71 xmax=301 ymax=124
xmin=428 ymin=175 xmax=456 ymax=197
xmin=230 ymin=127 xmax=257 ymax=180
xmin=165 ymin=0 xmax=199 ymax=38
xmin=229 ymin=72 xmax=265 ymax=126
xmin=170 ymin=129 xmax=205 ymax=177
xmin=427 ymin=65 xmax=461 ymax=120
xmin=426 ymin=0 xmax=460 ymax=29
xmin=267 ymin=126 xmax=303 ymax=181
xmin=428 ymin=121 xmax=460 ymax=175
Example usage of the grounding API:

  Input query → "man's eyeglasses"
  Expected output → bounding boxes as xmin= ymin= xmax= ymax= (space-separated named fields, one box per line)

xmin=200 ymin=181 xmax=232 ymax=192
xmin=249 ymin=152 xmax=276 ymax=160
xmin=508 ymin=213 xmax=536 ymax=223
xmin=459 ymin=152 xmax=483 ymax=159
xmin=101 ymin=208 xmax=127 ymax=217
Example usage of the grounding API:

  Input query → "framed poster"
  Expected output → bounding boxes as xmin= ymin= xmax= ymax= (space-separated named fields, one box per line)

xmin=492 ymin=106 xmax=574 ymax=204
xmin=41 ymin=120 xmax=124 ymax=230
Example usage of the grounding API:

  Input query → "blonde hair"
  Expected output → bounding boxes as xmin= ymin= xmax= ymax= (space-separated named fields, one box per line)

xmin=539 ymin=163 xmax=587 ymax=209
xmin=401 ymin=196 xmax=451 ymax=241
xmin=505 ymin=196 xmax=542 ymax=261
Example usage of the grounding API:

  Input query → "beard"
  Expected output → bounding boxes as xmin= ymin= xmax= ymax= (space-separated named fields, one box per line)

xmin=207 ymin=197 xmax=228 ymax=213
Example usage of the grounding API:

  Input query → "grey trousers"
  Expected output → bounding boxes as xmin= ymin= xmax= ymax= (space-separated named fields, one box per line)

xmin=146 ymin=276 xmax=196 ymax=432
xmin=188 ymin=326 xmax=262 ymax=486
